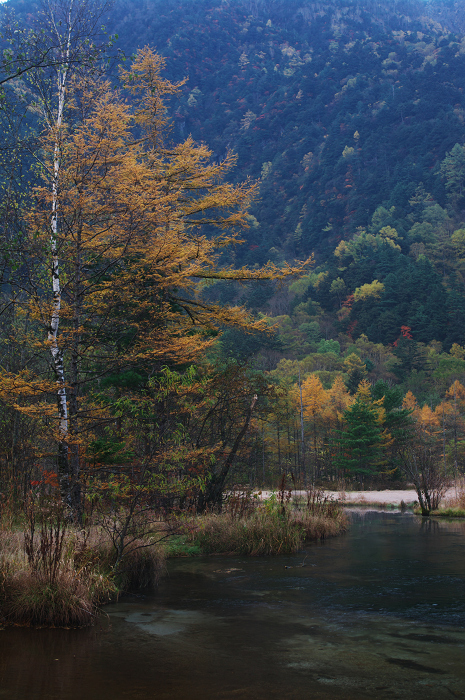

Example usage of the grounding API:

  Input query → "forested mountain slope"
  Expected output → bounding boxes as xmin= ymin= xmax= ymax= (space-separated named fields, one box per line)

xmin=75 ymin=0 xmax=463 ymax=354
xmin=103 ymin=0 xmax=465 ymax=256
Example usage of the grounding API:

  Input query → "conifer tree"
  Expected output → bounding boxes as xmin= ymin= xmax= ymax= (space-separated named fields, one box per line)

xmin=338 ymin=380 xmax=387 ymax=481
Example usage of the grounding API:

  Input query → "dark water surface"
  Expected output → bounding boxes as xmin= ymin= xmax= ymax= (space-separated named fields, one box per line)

xmin=1 ymin=510 xmax=465 ymax=699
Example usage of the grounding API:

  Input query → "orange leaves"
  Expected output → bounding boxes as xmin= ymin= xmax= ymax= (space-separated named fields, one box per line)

xmin=446 ymin=379 xmax=465 ymax=402
xmin=301 ymin=374 xmax=326 ymax=420
xmin=299 ymin=372 xmax=353 ymax=426
xmin=354 ymin=379 xmax=386 ymax=425
xmin=402 ymin=390 xmax=418 ymax=413
xmin=326 ymin=374 xmax=354 ymax=423
xmin=0 ymin=371 xmax=53 ymax=400
xmin=402 ymin=390 xmax=437 ymax=429
xmin=120 ymin=46 xmax=186 ymax=141
xmin=31 ymin=470 xmax=60 ymax=491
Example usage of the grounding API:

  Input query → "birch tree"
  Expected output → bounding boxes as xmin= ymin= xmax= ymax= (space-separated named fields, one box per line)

xmin=0 ymin=0 xmax=112 ymax=513
xmin=18 ymin=0 xmax=112 ymax=510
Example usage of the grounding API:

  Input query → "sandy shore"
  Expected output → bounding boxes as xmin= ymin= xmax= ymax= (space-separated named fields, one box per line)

xmin=257 ymin=488 xmax=459 ymax=506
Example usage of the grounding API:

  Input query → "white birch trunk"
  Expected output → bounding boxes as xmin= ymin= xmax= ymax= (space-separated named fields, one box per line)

xmin=47 ymin=4 xmax=72 ymax=460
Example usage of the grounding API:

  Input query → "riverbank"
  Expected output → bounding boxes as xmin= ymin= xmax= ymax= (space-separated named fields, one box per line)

xmin=0 ymin=499 xmax=347 ymax=628
xmin=261 ymin=487 xmax=465 ymax=518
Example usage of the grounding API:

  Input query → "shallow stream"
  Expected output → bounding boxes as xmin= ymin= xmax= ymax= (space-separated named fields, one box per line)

xmin=1 ymin=510 xmax=465 ymax=699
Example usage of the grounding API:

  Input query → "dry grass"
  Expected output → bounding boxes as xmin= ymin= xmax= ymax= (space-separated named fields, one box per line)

xmin=0 ymin=527 xmax=113 ymax=627
xmin=2 ymin=568 xmax=96 ymax=627
xmin=190 ymin=510 xmax=302 ymax=555
xmin=292 ymin=510 xmax=347 ymax=540
xmin=184 ymin=501 xmax=347 ymax=556
xmin=71 ymin=526 xmax=166 ymax=589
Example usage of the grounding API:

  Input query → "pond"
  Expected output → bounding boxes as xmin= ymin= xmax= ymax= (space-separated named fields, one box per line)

xmin=1 ymin=510 xmax=465 ymax=699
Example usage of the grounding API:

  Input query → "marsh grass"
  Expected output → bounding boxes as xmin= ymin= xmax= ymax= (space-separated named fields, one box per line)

xmin=190 ymin=510 xmax=302 ymax=555
xmin=0 ymin=525 xmax=112 ymax=627
xmin=183 ymin=490 xmax=347 ymax=556
xmin=3 ymin=568 xmax=96 ymax=627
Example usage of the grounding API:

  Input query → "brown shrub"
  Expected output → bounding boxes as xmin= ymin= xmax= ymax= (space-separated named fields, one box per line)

xmin=113 ymin=539 xmax=166 ymax=590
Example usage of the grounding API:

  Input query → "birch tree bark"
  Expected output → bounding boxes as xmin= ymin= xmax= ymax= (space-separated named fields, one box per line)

xmin=24 ymin=0 xmax=111 ymax=514
xmin=47 ymin=4 xmax=71 ymax=499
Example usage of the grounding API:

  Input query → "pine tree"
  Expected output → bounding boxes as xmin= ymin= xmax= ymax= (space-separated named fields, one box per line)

xmin=338 ymin=380 xmax=386 ymax=481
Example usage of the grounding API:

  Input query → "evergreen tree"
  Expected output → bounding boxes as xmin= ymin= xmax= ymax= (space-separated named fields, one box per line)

xmin=338 ymin=380 xmax=386 ymax=480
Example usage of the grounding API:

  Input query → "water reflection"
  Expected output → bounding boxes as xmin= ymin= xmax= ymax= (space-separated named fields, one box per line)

xmin=1 ymin=511 xmax=465 ymax=699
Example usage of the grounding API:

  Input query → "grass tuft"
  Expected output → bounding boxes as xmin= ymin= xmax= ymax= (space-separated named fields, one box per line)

xmin=113 ymin=539 xmax=166 ymax=590
xmin=430 ymin=507 xmax=465 ymax=518
xmin=429 ymin=489 xmax=465 ymax=517
xmin=2 ymin=568 xmax=96 ymax=627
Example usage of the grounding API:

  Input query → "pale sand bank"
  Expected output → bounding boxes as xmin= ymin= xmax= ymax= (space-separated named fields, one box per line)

xmin=257 ymin=488 xmax=459 ymax=505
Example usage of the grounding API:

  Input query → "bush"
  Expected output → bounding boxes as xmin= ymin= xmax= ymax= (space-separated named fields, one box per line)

xmin=112 ymin=539 xmax=166 ymax=590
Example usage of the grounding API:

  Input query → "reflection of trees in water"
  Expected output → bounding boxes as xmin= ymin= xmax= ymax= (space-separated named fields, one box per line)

xmin=419 ymin=517 xmax=465 ymax=535
xmin=420 ymin=518 xmax=441 ymax=534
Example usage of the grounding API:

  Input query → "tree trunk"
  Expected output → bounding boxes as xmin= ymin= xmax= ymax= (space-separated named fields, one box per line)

xmin=197 ymin=394 xmax=257 ymax=512
xmin=47 ymin=23 xmax=72 ymax=508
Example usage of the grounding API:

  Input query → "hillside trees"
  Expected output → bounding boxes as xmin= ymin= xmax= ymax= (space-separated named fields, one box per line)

xmin=0 ymin=48 xmax=310 ymax=514
xmin=338 ymin=380 xmax=389 ymax=482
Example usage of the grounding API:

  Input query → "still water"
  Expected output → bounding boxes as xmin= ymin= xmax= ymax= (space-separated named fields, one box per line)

xmin=1 ymin=510 xmax=465 ymax=699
